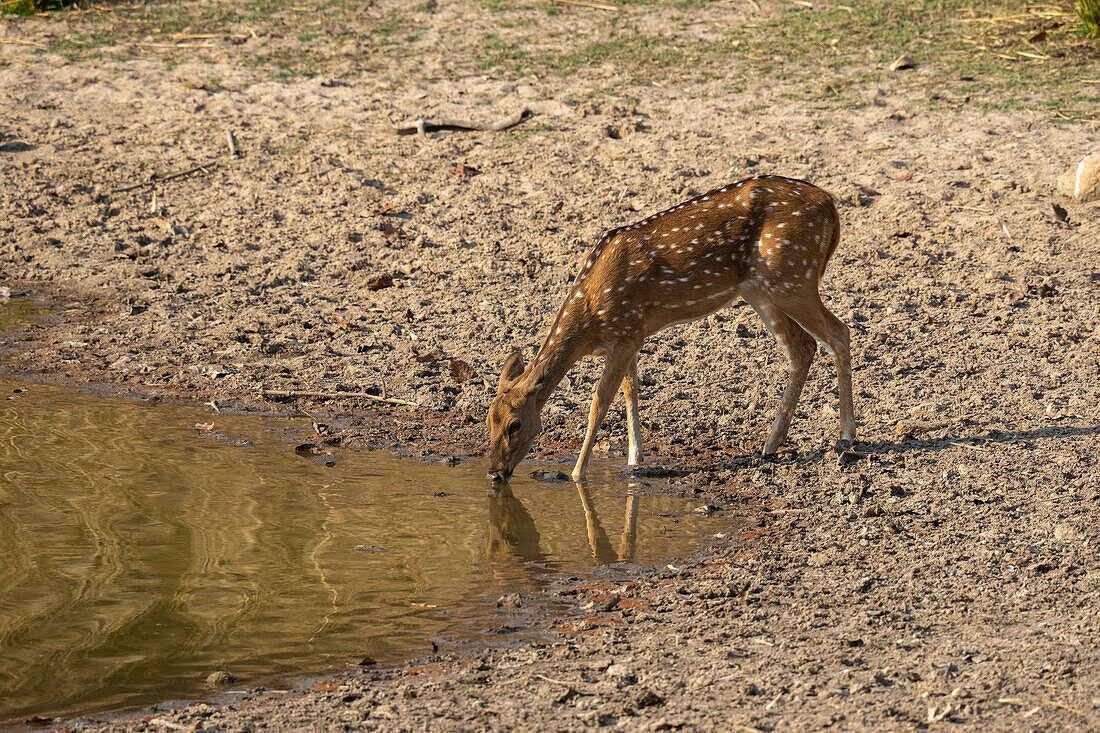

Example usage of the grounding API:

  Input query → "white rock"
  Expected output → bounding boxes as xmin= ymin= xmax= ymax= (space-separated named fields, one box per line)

xmin=606 ymin=663 xmax=636 ymax=682
xmin=1053 ymin=523 xmax=1078 ymax=542
xmin=1058 ymin=152 xmax=1100 ymax=203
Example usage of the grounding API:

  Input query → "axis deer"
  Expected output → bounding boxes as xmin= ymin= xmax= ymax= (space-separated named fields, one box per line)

xmin=487 ymin=175 xmax=856 ymax=482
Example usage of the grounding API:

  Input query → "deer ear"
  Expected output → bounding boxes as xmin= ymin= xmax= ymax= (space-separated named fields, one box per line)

xmin=498 ymin=349 xmax=526 ymax=391
xmin=531 ymin=361 xmax=546 ymax=390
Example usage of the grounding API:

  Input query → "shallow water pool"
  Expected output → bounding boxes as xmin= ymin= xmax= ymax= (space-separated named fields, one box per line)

xmin=0 ymin=371 xmax=725 ymax=721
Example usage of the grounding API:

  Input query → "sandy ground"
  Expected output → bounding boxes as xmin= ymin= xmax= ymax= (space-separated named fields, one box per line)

xmin=3 ymin=0 xmax=1100 ymax=729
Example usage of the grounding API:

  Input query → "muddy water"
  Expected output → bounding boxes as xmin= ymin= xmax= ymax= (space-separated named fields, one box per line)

xmin=0 ymin=298 xmax=43 ymax=337
xmin=0 ymin=374 xmax=725 ymax=721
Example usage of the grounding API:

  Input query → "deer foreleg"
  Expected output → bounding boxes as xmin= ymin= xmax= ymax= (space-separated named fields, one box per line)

xmin=574 ymin=349 xmax=635 ymax=481
xmin=620 ymin=354 xmax=643 ymax=466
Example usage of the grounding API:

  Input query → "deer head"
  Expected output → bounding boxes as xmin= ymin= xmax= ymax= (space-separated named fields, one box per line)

xmin=486 ymin=350 xmax=544 ymax=482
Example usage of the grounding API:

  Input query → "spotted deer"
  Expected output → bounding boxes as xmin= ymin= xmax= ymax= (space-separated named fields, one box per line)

xmin=487 ymin=175 xmax=856 ymax=482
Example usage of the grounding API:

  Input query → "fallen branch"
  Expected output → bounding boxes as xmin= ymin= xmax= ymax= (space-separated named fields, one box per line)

xmin=394 ymin=108 xmax=532 ymax=136
xmin=259 ymin=388 xmax=424 ymax=409
xmin=111 ymin=160 xmax=220 ymax=194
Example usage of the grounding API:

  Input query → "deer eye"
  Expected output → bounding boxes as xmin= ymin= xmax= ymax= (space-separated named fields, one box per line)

xmin=508 ymin=419 xmax=522 ymax=434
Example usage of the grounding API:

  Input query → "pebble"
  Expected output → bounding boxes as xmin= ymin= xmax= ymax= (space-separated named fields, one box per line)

xmin=496 ymin=593 xmax=522 ymax=608
xmin=1053 ymin=523 xmax=1078 ymax=542
xmin=605 ymin=663 xmax=636 ymax=684
xmin=530 ymin=469 xmax=571 ymax=481
xmin=1058 ymin=152 xmax=1100 ymax=203
xmin=206 ymin=671 xmax=235 ymax=685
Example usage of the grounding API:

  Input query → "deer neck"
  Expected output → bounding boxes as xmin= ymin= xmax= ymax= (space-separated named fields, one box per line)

xmin=528 ymin=306 xmax=593 ymax=408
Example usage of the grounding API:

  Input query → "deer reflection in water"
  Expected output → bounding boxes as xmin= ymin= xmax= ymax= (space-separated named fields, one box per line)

xmin=487 ymin=483 xmax=640 ymax=572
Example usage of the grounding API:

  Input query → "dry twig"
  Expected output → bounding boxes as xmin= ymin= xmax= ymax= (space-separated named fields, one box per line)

xmin=394 ymin=108 xmax=532 ymax=136
xmin=551 ymin=0 xmax=617 ymax=9
xmin=0 ymin=38 xmax=47 ymax=48
xmin=111 ymin=161 xmax=220 ymax=194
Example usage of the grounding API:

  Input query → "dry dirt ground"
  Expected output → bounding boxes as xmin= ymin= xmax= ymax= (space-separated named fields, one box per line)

xmin=3 ymin=0 xmax=1100 ymax=729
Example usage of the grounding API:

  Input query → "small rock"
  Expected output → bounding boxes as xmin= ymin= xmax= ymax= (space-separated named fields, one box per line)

xmin=365 ymin=274 xmax=395 ymax=291
xmin=889 ymin=55 xmax=914 ymax=71
xmin=695 ymin=505 xmax=721 ymax=516
xmin=354 ymin=545 xmax=387 ymax=553
xmin=372 ymin=704 xmax=396 ymax=718
xmin=530 ymin=469 xmax=571 ymax=481
xmin=635 ymin=689 xmax=665 ymax=708
xmin=206 ymin=670 xmax=235 ymax=685
xmin=838 ymin=449 xmax=869 ymax=466
xmin=496 ymin=593 xmax=522 ymax=608
xmin=1058 ymin=152 xmax=1100 ymax=203
xmin=1053 ymin=523 xmax=1078 ymax=542
xmin=605 ymin=663 xmax=636 ymax=684
xmin=0 ymin=286 xmax=10 ymax=298
xmin=855 ymin=576 xmax=872 ymax=593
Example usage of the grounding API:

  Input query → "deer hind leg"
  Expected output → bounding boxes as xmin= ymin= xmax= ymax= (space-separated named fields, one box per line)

xmin=620 ymin=354 xmax=644 ymax=466
xmin=574 ymin=347 xmax=638 ymax=481
xmin=785 ymin=299 xmax=857 ymax=448
xmin=748 ymin=298 xmax=818 ymax=455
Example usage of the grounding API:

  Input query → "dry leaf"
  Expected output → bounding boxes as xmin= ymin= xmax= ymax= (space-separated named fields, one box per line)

xmin=365 ymin=275 xmax=394 ymax=291
xmin=453 ymin=163 xmax=480 ymax=176
xmin=449 ymin=359 xmax=476 ymax=384
xmin=333 ymin=313 xmax=351 ymax=330
xmin=193 ymin=422 xmax=214 ymax=431
xmin=854 ymin=185 xmax=881 ymax=206
xmin=1028 ymin=30 xmax=1048 ymax=44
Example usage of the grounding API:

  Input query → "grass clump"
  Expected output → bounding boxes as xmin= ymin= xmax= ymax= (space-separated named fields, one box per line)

xmin=1079 ymin=0 xmax=1100 ymax=38
xmin=2 ymin=0 xmax=79 ymax=15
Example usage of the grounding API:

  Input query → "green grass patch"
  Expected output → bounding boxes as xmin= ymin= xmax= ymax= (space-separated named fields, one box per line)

xmin=475 ymin=34 xmax=531 ymax=70
xmin=725 ymin=0 xmax=1100 ymax=116
xmin=2 ymin=0 xmax=78 ymax=15
xmin=1079 ymin=0 xmax=1100 ymax=37
xmin=549 ymin=34 xmax=687 ymax=73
